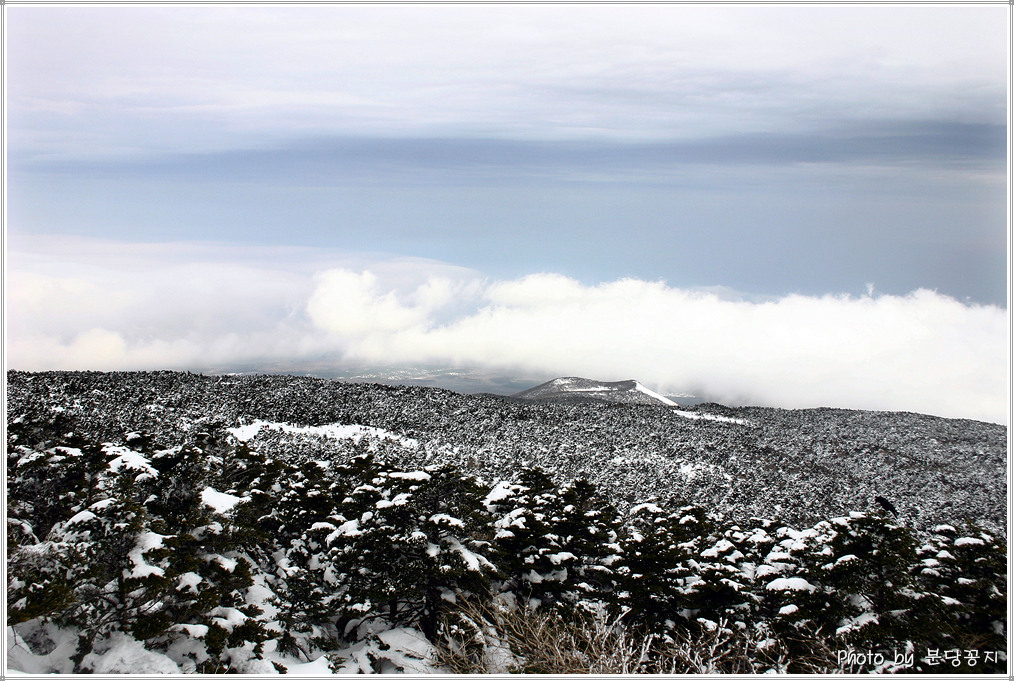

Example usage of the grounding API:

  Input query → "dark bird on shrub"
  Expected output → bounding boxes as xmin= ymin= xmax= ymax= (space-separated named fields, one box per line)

xmin=875 ymin=495 xmax=898 ymax=517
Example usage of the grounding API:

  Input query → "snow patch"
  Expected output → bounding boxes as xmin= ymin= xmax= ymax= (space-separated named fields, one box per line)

xmin=446 ymin=537 xmax=492 ymax=572
xmin=66 ymin=510 xmax=97 ymax=525
xmin=127 ymin=531 xmax=169 ymax=578
xmin=548 ymin=551 xmax=577 ymax=565
xmin=207 ymin=554 xmax=239 ymax=572
xmin=169 ymin=623 xmax=209 ymax=638
xmin=328 ymin=519 xmax=363 ymax=542
xmin=327 ymin=627 xmax=439 ymax=674
xmin=701 ymin=539 xmax=736 ymax=558
xmin=7 ymin=625 xmax=76 ymax=674
xmin=836 ymin=612 xmax=878 ymax=636
xmin=82 ymin=632 xmax=181 ymax=674
xmin=429 ymin=513 xmax=465 ymax=528
xmin=389 ymin=471 xmax=431 ymax=481
xmin=484 ymin=480 xmax=517 ymax=506
xmin=227 ymin=419 xmax=418 ymax=449
xmin=754 ymin=564 xmax=784 ymax=579
xmin=673 ymin=408 xmax=750 ymax=425
xmin=176 ymin=571 xmax=202 ymax=592
xmin=103 ymin=444 xmax=158 ymax=479
xmin=766 ymin=577 xmax=816 ymax=592
xmin=208 ymin=606 xmax=248 ymax=631
xmin=227 ymin=422 xmax=264 ymax=442
xmin=201 ymin=487 xmax=247 ymax=514
xmin=678 ymin=461 xmax=708 ymax=479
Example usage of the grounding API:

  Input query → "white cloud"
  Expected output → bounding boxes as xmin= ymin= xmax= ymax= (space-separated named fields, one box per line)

xmin=306 ymin=269 xmax=478 ymax=338
xmin=342 ymin=278 xmax=1007 ymax=424
xmin=6 ymin=237 xmax=1007 ymax=424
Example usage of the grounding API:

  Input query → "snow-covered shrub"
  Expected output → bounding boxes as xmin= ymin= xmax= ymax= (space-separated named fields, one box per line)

xmin=613 ymin=502 xmax=710 ymax=634
xmin=7 ymin=431 xmax=273 ymax=672
xmin=325 ymin=457 xmax=497 ymax=641
xmin=791 ymin=511 xmax=920 ymax=649
xmin=905 ymin=523 xmax=1007 ymax=672
xmin=489 ymin=469 xmax=621 ymax=612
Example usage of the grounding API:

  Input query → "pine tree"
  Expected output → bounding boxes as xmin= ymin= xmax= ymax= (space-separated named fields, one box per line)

xmin=123 ymin=437 xmax=270 ymax=673
xmin=613 ymin=502 xmax=692 ymax=634
xmin=488 ymin=467 xmax=565 ymax=607
xmin=551 ymin=478 xmax=623 ymax=608
xmin=682 ymin=526 xmax=752 ymax=635
xmin=7 ymin=436 xmax=109 ymax=544
xmin=745 ymin=521 xmax=835 ymax=670
xmin=29 ymin=462 xmax=172 ymax=670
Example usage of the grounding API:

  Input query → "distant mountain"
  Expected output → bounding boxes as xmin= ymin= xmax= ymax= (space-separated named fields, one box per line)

xmin=513 ymin=377 xmax=680 ymax=407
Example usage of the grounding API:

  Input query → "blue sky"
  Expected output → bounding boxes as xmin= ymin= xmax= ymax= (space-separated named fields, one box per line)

xmin=5 ymin=4 xmax=1009 ymax=422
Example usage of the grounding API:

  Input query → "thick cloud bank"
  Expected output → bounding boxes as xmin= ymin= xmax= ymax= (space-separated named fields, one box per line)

xmin=7 ymin=239 xmax=1008 ymax=424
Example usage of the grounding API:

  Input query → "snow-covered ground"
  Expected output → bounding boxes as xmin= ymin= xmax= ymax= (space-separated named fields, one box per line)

xmin=6 ymin=622 xmax=441 ymax=675
xmin=228 ymin=419 xmax=419 ymax=449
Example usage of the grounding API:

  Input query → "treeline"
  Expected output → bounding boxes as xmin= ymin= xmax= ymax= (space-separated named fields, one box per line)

xmin=7 ymin=424 xmax=1007 ymax=673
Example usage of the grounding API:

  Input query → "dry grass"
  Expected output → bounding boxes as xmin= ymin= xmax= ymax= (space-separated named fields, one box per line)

xmin=434 ymin=601 xmax=655 ymax=674
xmin=433 ymin=599 xmax=846 ymax=674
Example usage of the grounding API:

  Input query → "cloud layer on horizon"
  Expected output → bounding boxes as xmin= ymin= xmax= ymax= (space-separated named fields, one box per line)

xmin=7 ymin=238 xmax=1007 ymax=425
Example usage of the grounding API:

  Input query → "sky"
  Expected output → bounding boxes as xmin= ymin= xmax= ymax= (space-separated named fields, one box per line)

xmin=4 ymin=4 xmax=1010 ymax=424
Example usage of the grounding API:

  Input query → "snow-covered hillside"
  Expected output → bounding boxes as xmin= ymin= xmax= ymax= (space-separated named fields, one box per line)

xmin=6 ymin=370 xmax=1005 ymax=531
xmin=5 ymin=371 xmax=1007 ymax=675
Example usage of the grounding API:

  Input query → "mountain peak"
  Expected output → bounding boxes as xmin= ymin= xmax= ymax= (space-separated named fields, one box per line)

xmin=512 ymin=376 xmax=679 ymax=407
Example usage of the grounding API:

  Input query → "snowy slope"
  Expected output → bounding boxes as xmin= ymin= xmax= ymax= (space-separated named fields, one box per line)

xmin=513 ymin=377 xmax=680 ymax=407
xmin=6 ymin=370 xmax=1005 ymax=532
xmin=633 ymin=381 xmax=679 ymax=406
